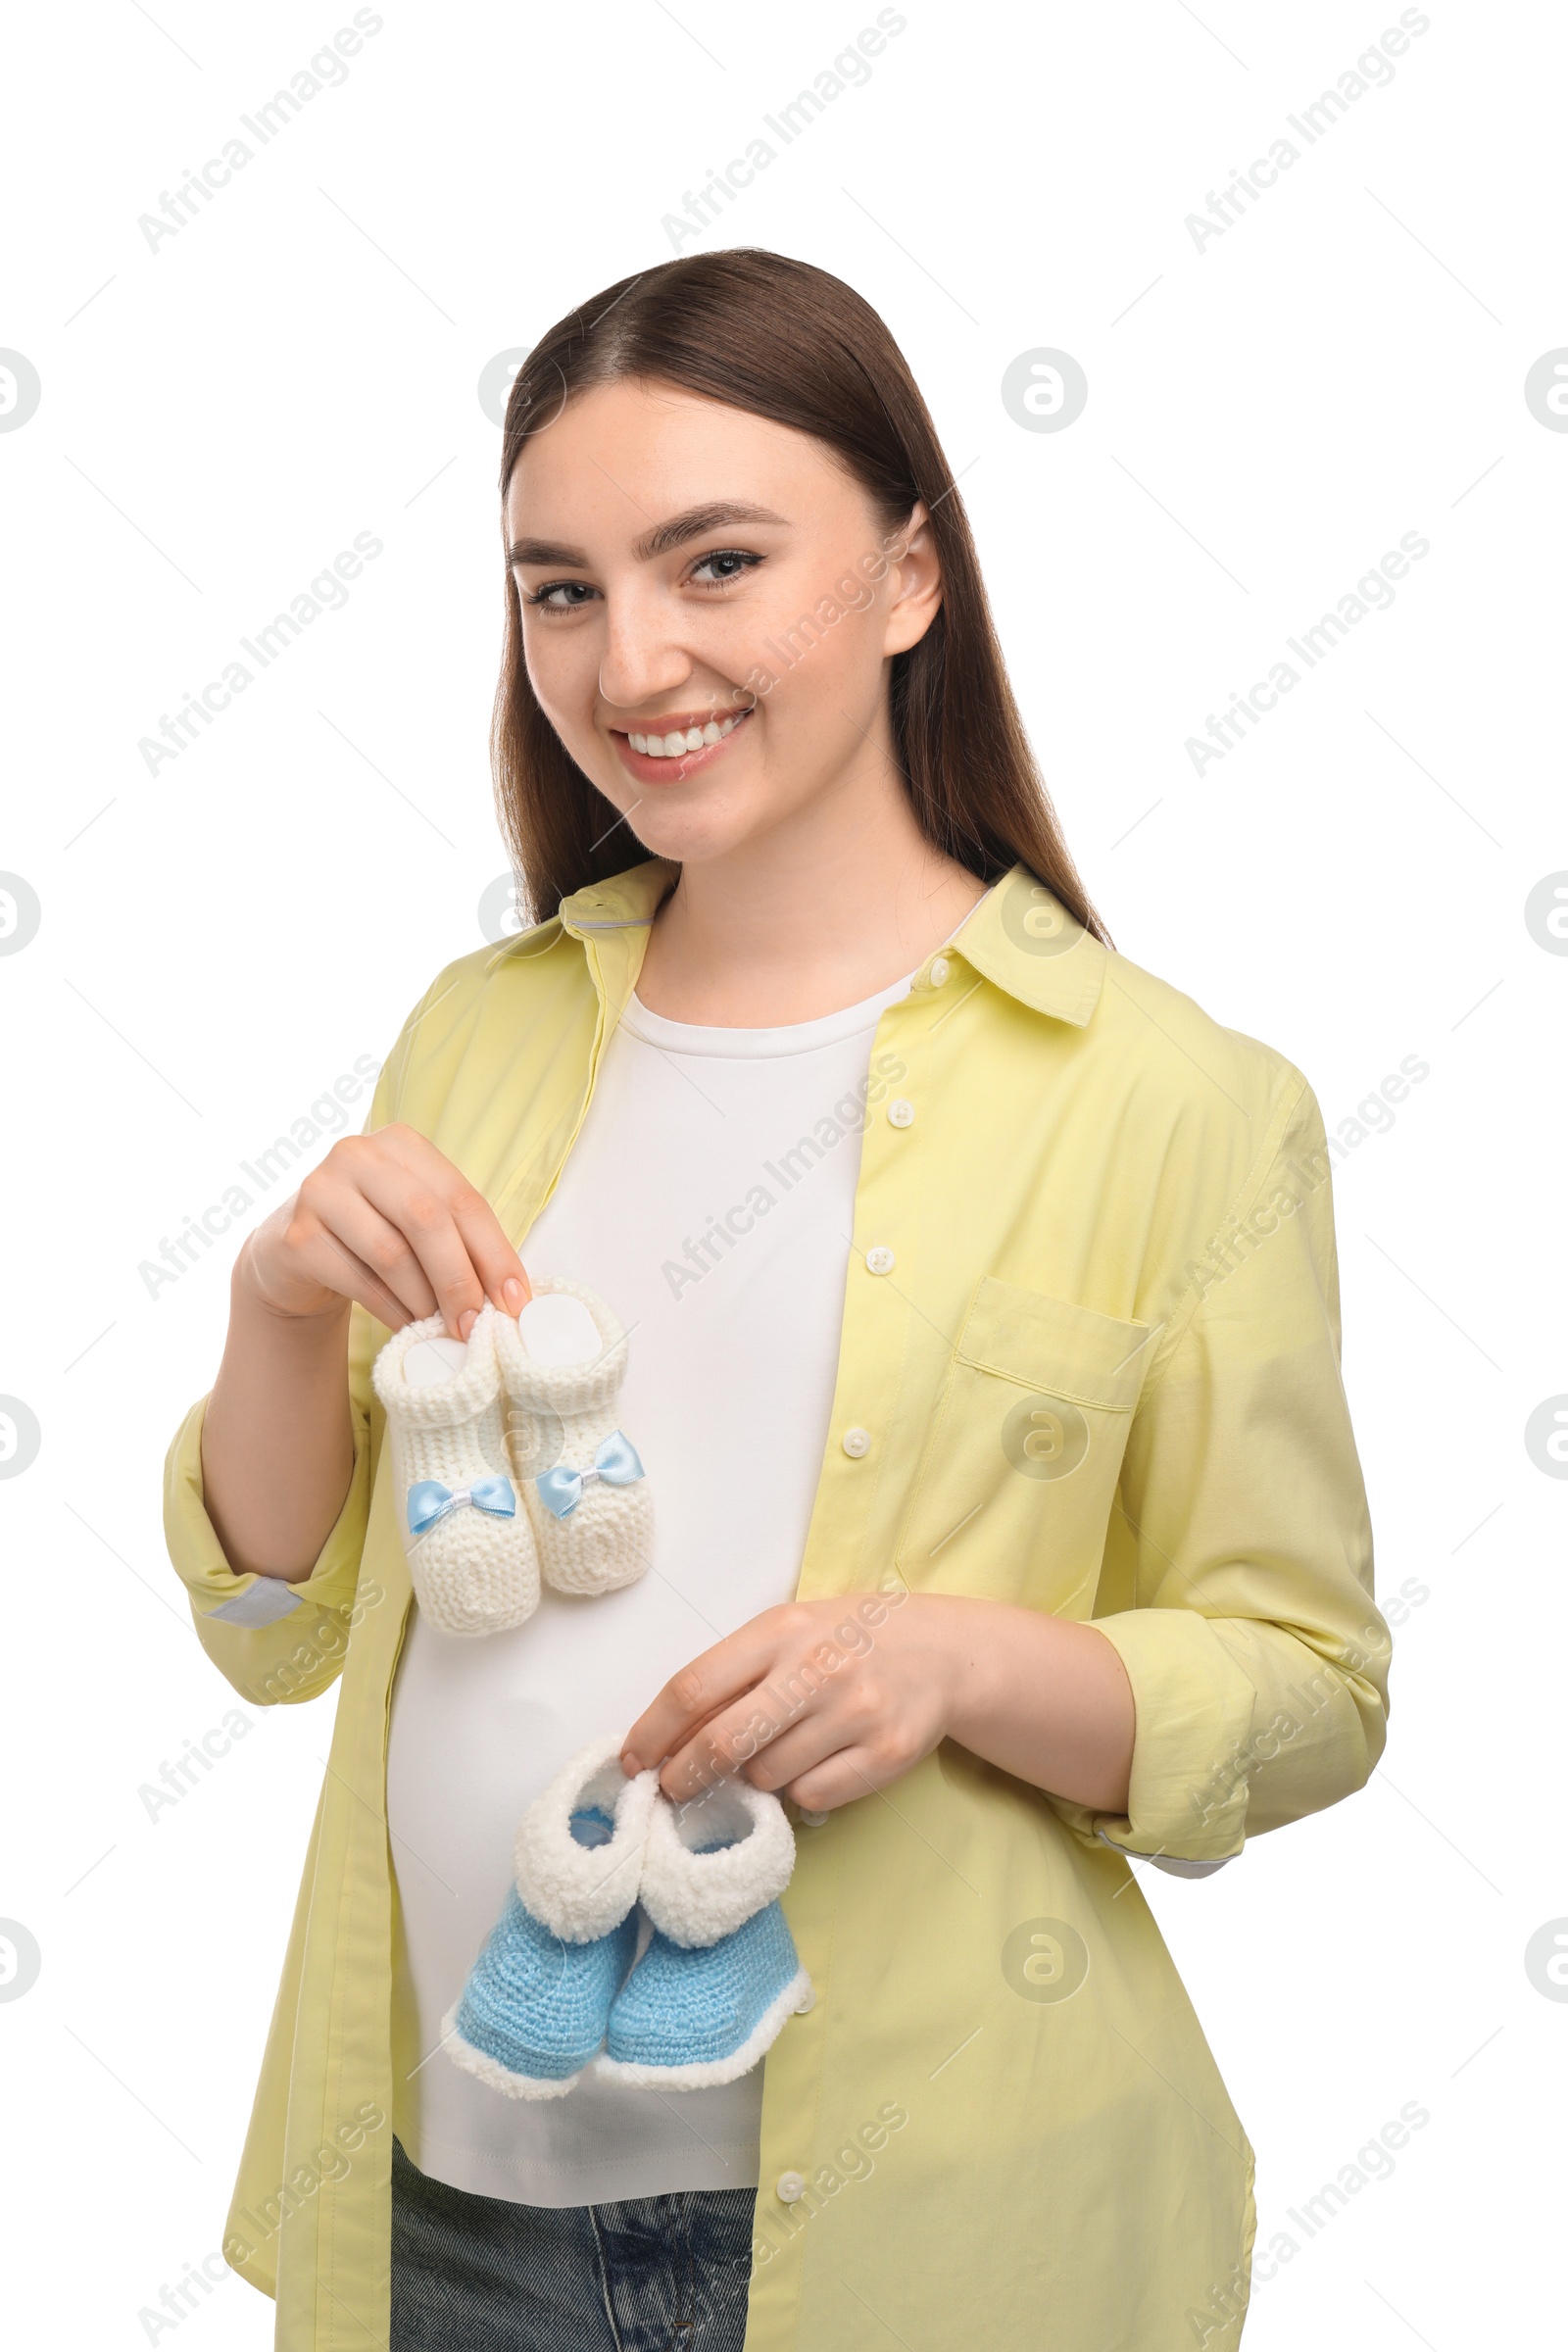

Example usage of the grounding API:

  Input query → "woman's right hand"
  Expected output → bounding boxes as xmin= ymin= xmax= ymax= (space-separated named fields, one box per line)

xmin=237 ymin=1122 xmax=531 ymax=1339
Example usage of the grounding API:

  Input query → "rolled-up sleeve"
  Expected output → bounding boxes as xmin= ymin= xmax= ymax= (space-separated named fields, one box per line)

xmin=163 ymin=1299 xmax=381 ymax=1708
xmin=1058 ymin=1080 xmax=1390 ymax=1865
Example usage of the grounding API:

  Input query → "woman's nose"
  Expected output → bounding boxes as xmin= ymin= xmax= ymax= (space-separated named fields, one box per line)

xmin=597 ymin=590 xmax=694 ymax=711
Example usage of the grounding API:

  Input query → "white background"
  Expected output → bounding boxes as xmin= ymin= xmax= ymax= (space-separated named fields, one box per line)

xmin=2 ymin=1 xmax=1564 ymax=2344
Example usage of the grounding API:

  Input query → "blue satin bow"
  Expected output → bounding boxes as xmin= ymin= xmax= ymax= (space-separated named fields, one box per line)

xmin=535 ymin=1431 xmax=644 ymax=1520
xmin=407 ymin=1475 xmax=516 ymax=1539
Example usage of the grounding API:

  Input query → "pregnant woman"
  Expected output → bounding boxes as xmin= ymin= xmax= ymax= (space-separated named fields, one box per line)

xmin=165 ymin=249 xmax=1390 ymax=2351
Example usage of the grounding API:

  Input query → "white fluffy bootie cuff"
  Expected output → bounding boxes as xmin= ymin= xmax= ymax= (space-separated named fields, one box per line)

xmin=638 ymin=1777 xmax=798 ymax=1947
xmin=513 ymin=1736 xmax=661 ymax=1942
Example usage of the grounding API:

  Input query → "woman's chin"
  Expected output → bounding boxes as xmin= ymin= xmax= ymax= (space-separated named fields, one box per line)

xmin=611 ymin=799 xmax=764 ymax=872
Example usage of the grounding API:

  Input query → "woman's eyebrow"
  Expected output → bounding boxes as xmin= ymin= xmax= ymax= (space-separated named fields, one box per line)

xmin=507 ymin=501 xmax=788 ymax=571
xmin=631 ymin=501 xmax=788 ymax=560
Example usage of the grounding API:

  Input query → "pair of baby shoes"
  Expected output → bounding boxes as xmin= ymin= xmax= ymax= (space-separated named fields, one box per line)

xmin=370 ymin=1280 xmax=653 ymax=1638
xmin=444 ymin=1738 xmax=814 ymax=2098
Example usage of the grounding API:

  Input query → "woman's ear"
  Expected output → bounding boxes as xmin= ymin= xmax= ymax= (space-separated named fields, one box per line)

xmin=880 ymin=501 xmax=944 ymax=658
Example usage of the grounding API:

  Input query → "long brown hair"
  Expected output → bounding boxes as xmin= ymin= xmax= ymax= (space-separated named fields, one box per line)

xmin=493 ymin=249 xmax=1106 ymax=941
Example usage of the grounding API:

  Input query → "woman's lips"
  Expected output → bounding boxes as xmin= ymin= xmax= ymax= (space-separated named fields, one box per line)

xmin=611 ymin=708 xmax=753 ymax=785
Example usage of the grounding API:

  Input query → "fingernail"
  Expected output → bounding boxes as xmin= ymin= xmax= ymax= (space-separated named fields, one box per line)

xmin=457 ymin=1308 xmax=478 ymax=1341
xmin=620 ymin=1750 xmax=641 ymax=1776
xmin=502 ymin=1278 xmax=526 ymax=1314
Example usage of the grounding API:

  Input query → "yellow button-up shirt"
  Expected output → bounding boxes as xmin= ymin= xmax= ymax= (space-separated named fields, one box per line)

xmin=163 ymin=858 xmax=1389 ymax=2349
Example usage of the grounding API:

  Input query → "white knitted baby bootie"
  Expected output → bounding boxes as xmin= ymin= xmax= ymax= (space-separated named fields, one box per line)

xmin=371 ymin=1304 xmax=540 ymax=1638
xmin=494 ymin=1280 xmax=653 ymax=1598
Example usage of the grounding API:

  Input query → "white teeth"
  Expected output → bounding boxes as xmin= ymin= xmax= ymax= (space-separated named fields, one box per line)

xmin=630 ymin=711 xmax=748 ymax=757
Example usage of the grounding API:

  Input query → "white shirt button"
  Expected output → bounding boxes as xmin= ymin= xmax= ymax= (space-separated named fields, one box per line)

xmin=929 ymin=956 xmax=951 ymax=986
xmin=776 ymin=2171 xmax=807 ymax=2204
xmin=842 ymin=1426 xmax=871 ymax=1458
xmin=888 ymin=1098 xmax=914 ymax=1128
xmin=798 ymin=1810 xmax=830 ymax=1830
xmin=865 ymin=1246 xmax=896 ymax=1276
xmin=794 ymin=1981 xmax=818 ymax=2007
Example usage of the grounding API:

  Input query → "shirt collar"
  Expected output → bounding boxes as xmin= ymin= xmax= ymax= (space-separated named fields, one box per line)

xmin=556 ymin=858 xmax=1105 ymax=1029
xmin=557 ymin=858 xmax=678 ymax=937
xmin=945 ymin=865 xmax=1106 ymax=1027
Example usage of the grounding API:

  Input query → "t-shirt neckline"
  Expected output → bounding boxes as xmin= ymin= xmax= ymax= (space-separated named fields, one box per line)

xmin=620 ymin=969 xmax=917 ymax=1060
xmin=618 ymin=882 xmax=994 ymax=1061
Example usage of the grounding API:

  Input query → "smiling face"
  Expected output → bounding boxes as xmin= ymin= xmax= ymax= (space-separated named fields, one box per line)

xmin=504 ymin=377 xmax=942 ymax=869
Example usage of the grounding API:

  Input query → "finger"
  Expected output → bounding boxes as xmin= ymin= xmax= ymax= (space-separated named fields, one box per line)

xmin=656 ymin=1669 xmax=833 ymax=1803
xmin=777 ymin=1743 xmax=891 ymax=1816
xmin=305 ymin=1213 xmax=426 ymax=1333
xmin=377 ymin=1126 xmax=532 ymax=1315
xmin=449 ymin=1181 xmax=531 ymax=1316
xmin=621 ymin=1615 xmax=797 ymax=1777
xmin=298 ymin=1176 xmax=443 ymax=1325
xmin=734 ymin=1715 xmax=847 ymax=1796
xmin=350 ymin=1154 xmax=493 ymax=1340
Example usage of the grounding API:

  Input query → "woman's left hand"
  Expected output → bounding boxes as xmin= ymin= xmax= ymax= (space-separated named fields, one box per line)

xmin=620 ymin=1590 xmax=1136 ymax=1817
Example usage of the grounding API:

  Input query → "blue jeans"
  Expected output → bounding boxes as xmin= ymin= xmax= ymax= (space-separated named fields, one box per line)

xmin=390 ymin=2136 xmax=756 ymax=2349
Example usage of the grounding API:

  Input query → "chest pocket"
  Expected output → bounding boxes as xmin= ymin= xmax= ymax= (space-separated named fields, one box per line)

xmin=892 ymin=1276 xmax=1156 ymax=1615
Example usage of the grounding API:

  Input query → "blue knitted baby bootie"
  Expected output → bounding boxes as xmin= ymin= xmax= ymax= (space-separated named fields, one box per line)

xmin=602 ymin=1900 xmax=809 ymax=2087
xmin=597 ymin=1779 xmax=812 ymax=2091
xmin=449 ymin=1886 xmax=635 ymax=2095
xmin=444 ymin=1739 xmax=658 ymax=2100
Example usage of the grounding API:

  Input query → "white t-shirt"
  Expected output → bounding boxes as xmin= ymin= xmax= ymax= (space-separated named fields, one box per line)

xmin=385 ymin=966 xmax=916 ymax=2207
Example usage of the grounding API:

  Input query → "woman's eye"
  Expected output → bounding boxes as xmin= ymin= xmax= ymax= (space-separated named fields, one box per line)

xmin=524 ymin=579 xmax=598 ymax=612
xmin=688 ymin=549 xmax=760 ymax=588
